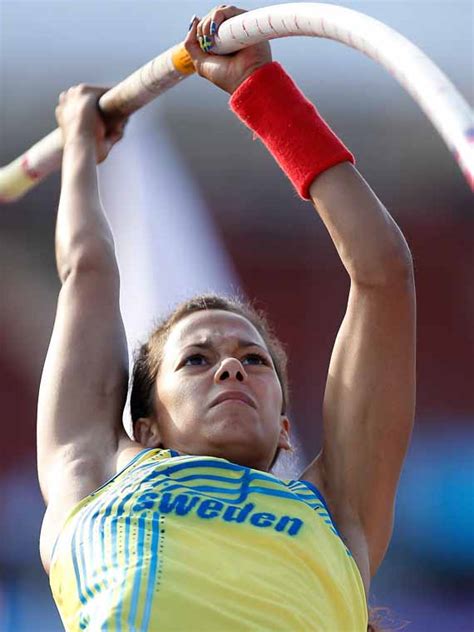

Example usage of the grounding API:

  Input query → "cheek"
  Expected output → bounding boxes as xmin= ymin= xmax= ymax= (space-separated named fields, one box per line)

xmin=157 ymin=374 xmax=207 ymax=415
xmin=259 ymin=375 xmax=284 ymax=413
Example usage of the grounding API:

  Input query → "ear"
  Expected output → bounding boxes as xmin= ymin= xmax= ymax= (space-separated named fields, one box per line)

xmin=134 ymin=417 xmax=164 ymax=449
xmin=277 ymin=415 xmax=292 ymax=451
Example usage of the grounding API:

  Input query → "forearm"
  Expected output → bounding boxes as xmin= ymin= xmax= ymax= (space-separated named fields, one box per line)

xmin=229 ymin=63 xmax=413 ymax=286
xmin=309 ymin=162 xmax=413 ymax=285
xmin=56 ymin=136 xmax=117 ymax=283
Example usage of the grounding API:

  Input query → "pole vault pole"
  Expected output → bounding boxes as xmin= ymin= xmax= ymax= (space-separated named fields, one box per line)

xmin=1 ymin=2 xmax=472 ymax=202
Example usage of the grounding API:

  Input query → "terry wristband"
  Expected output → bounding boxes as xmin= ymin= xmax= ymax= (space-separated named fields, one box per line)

xmin=229 ymin=62 xmax=355 ymax=200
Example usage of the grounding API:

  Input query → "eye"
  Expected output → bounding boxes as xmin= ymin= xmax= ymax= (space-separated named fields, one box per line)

xmin=242 ymin=353 xmax=268 ymax=366
xmin=183 ymin=354 xmax=207 ymax=366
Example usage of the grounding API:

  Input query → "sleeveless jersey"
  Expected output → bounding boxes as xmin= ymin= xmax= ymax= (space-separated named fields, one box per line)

xmin=49 ymin=448 xmax=368 ymax=631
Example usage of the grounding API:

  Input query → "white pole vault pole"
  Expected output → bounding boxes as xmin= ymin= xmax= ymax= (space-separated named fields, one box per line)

xmin=1 ymin=2 xmax=472 ymax=201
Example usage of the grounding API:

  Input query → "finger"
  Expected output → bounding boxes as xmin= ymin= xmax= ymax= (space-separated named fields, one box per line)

xmin=68 ymin=84 xmax=111 ymax=102
xmin=183 ymin=16 xmax=208 ymax=66
xmin=195 ymin=16 xmax=211 ymax=54
xmin=75 ymin=84 xmax=112 ymax=94
xmin=198 ymin=16 xmax=213 ymax=53
xmin=212 ymin=5 xmax=247 ymax=24
xmin=87 ymin=85 xmax=113 ymax=97
xmin=210 ymin=15 xmax=219 ymax=38
xmin=206 ymin=5 xmax=247 ymax=47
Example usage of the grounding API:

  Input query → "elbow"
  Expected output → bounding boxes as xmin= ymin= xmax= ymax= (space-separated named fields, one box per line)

xmin=57 ymin=237 xmax=118 ymax=284
xmin=379 ymin=247 xmax=414 ymax=285
xmin=349 ymin=242 xmax=414 ymax=288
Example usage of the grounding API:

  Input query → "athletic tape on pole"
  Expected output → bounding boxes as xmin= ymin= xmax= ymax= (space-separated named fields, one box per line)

xmin=0 ymin=2 xmax=472 ymax=201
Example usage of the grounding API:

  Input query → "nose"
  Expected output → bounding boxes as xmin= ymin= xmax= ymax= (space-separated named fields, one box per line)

xmin=214 ymin=357 xmax=248 ymax=383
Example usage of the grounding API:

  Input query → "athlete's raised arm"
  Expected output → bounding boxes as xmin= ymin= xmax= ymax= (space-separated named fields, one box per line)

xmin=305 ymin=163 xmax=415 ymax=583
xmin=186 ymin=6 xmax=416 ymax=588
xmin=37 ymin=86 xmax=131 ymax=570
xmin=226 ymin=56 xmax=416 ymax=581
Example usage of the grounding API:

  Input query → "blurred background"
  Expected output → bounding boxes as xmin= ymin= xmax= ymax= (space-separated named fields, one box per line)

xmin=0 ymin=0 xmax=473 ymax=630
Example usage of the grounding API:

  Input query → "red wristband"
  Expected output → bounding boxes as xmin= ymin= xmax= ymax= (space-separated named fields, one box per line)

xmin=229 ymin=62 xmax=355 ymax=200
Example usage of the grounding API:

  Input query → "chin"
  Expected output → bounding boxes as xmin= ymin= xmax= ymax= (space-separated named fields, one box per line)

xmin=206 ymin=438 xmax=268 ymax=469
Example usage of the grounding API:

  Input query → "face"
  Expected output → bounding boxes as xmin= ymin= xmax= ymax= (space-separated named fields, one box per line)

xmin=138 ymin=310 xmax=291 ymax=471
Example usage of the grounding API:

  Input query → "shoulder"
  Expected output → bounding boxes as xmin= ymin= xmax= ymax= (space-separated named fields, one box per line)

xmin=40 ymin=436 xmax=144 ymax=573
xmin=299 ymin=455 xmax=371 ymax=597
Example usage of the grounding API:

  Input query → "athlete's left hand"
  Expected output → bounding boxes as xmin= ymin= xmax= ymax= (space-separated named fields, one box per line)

xmin=56 ymin=85 xmax=128 ymax=163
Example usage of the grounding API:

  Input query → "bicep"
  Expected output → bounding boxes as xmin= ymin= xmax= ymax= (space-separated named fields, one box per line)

xmin=320 ymin=275 xmax=416 ymax=574
xmin=37 ymin=267 xmax=129 ymax=504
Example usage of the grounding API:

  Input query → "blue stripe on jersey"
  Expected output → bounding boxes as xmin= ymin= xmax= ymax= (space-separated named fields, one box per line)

xmin=140 ymin=513 xmax=160 ymax=631
xmin=80 ymin=492 xmax=112 ymax=601
xmin=74 ymin=490 xmax=120 ymax=627
xmin=71 ymin=523 xmax=86 ymax=606
xmin=115 ymin=513 xmax=132 ymax=632
xmin=166 ymin=473 xmax=247 ymax=485
xmin=94 ymin=487 xmax=129 ymax=610
xmin=114 ymin=490 xmax=138 ymax=632
xmin=298 ymin=480 xmax=330 ymax=510
xmin=60 ymin=451 xmax=168 ymax=623
xmin=88 ymin=491 xmax=113 ymax=596
xmin=158 ymin=459 xmax=247 ymax=476
xmin=295 ymin=481 xmax=349 ymax=549
xmin=298 ymin=480 xmax=343 ymax=538
xmin=97 ymin=495 xmax=118 ymax=593
xmin=128 ymin=513 xmax=146 ymax=628
xmin=72 ymin=493 xmax=101 ymax=605
xmin=163 ymin=483 xmax=307 ymax=505
xmin=68 ymin=455 xmax=154 ymax=609
xmin=72 ymin=487 xmax=131 ymax=613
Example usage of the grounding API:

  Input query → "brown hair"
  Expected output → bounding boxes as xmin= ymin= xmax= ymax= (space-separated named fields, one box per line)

xmin=130 ymin=293 xmax=290 ymax=467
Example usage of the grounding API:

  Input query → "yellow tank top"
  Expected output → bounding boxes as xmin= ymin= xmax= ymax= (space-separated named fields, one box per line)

xmin=50 ymin=448 xmax=368 ymax=631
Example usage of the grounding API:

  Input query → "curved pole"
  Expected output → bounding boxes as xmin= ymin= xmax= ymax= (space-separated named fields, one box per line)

xmin=1 ymin=2 xmax=472 ymax=202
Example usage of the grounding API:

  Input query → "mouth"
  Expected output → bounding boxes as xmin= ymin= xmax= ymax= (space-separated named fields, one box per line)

xmin=215 ymin=399 xmax=253 ymax=408
xmin=210 ymin=391 xmax=257 ymax=409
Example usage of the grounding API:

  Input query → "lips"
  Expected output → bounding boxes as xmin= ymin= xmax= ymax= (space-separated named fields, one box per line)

xmin=210 ymin=391 xmax=257 ymax=409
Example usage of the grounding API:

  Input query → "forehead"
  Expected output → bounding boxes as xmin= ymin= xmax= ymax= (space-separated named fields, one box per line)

xmin=164 ymin=309 xmax=267 ymax=352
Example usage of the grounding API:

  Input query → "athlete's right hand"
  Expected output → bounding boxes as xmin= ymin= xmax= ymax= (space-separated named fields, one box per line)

xmin=55 ymin=85 xmax=128 ymax=163
xmin=184 ymin=5 xmax=272 ymax=95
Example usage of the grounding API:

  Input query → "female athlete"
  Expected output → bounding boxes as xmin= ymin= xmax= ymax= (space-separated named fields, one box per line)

xmin=37 ymin=5 xmax=416 ymax=631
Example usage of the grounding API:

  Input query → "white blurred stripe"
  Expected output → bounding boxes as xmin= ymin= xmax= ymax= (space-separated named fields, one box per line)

xmin=98 ymin=108 xmax=240 ymax=432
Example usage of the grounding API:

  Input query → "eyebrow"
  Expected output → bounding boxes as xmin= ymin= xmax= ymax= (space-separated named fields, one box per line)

xmin=180 ymin=339 xmax=268 ymax=353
